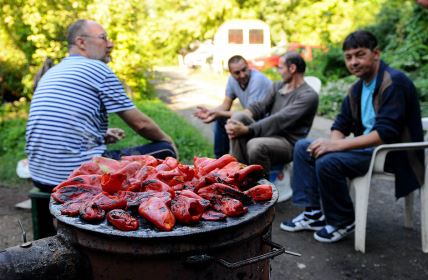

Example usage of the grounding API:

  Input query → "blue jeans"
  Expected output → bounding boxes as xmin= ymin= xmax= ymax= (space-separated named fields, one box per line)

xmin=292 ymin=139 xmax=373 ymax=227
xmin=102 ymin=141 xmax=177 ymax=160
xmin=214 ymin=117 xmax=230 ymax=159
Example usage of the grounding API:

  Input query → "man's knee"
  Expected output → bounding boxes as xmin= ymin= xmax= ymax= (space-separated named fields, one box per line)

xmin=315 ymin=154 xmax=341 ymax=177
xmin=294 ymin=139 xmax=312 ymax=158
xmin=231 ymin=112 xmax=252 ymax=124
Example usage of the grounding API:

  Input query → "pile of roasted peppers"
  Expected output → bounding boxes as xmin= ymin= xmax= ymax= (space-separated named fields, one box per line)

xmin=51 ymin=154 xmax=273 ymax=232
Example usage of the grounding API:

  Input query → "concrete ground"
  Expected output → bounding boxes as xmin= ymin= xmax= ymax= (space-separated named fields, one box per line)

xmin=155 ymin=66 xmax=428 ymax=280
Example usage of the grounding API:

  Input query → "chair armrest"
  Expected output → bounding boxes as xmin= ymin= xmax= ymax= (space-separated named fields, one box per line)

xmin=372 ymin=142 xmax=428 ymax=173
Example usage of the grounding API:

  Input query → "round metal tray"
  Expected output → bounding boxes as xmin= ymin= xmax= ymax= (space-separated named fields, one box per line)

xmin=50 ymin=180 xmax=278 ymax=238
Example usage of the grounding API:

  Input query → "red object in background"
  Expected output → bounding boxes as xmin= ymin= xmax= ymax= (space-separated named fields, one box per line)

xmin=247 ymin=43 xmax=324 ymax=71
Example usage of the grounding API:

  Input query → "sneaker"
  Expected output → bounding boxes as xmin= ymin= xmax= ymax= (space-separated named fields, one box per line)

xmin=280 ymin=210 xmax=326 ymax=232
xmin=313 ymin=221 xmax=355 ymax=243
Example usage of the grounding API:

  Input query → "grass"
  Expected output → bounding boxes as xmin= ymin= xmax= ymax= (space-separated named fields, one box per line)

xmin=0 ymin=99 xmax=213 ymax=187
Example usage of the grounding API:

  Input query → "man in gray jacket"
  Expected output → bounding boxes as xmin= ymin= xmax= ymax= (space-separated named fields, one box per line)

xmin=225 ymin=51 xmax=319 ymax=175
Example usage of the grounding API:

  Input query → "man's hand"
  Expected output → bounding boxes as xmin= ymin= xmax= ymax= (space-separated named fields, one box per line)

xmin=225 ymin=119 xmax=249 ymax=139
xmin=105 ymin=128 xmax=125 ymax=144
xmin=307 ymin=138 xmax=344 ymax=158
xmin=194 ymin=106 xmax=217 ymax=123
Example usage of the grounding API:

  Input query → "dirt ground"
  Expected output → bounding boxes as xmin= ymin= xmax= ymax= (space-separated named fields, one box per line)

xmin=0 ymin=182 xmax=33 ymax=249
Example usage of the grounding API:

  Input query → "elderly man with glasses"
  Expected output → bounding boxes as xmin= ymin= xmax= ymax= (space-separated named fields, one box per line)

xmin=25 ymin=19 xmax=178 ymax=192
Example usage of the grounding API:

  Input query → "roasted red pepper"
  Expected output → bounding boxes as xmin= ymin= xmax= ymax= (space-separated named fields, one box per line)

xmin=79 ymin=201 xmax=105 ymax=223
xmin=200 ymin=154 xmax=237 ymax=175
xmin=91 ymin=192 xmax=127 ymax=211
xmin=119 ymin=190 xmax=172 ymax=207
xmin=138 ymin=197 xmax=175 ymax=231
xmin=68 ymin=162 xmax=102 ymax=179
xmin=171 ymin=195 xmax=205 ymax=224
xmin=51 ymin=184 xmax=100 ymax=203
xmin=116 ymin=161 xmax=143 ymax=178
xmin=121 ymin=155 xmax=159 ymax=167
xmin=214 ymin=197 xmax=248 ymax=217
xmin=92 ymin=156 xmax=123 ymax=173
xmin=178 ymin=189 xmax=210 ymax=208
xmin=233 ymin=164 xmax=264 ymax=189
xmin=101 ymin=172 xmax=127 ymax=194
xmin=244 ymin=184 xmax=273 ymax=202
xmin=53 ymin=174 xmax=102 ymax=192
xmin=107 ymin=209 xmax=139 ymax=231
xmin=60 ymin=201 xmax=83 ymax=216
xmin=141 ymin=179 xmax=175 ymax=198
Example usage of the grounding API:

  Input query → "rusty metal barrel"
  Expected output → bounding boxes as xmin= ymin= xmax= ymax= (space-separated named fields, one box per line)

xmin=0 ymin=235 xmax=90 ymax=280
xmin=51 ymin=183 xmax=282 ymax=280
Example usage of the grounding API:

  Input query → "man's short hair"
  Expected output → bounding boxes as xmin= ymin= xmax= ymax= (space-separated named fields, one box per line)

xmin=282 ymin=51 xmax=306 ymax=73
xmin=228 ymin=55 xmax=247 ymax=69
xmin=67 ymin=19 xmax=87 ymax=49
xmin=342 ymin=30 xmax=378 ymax=51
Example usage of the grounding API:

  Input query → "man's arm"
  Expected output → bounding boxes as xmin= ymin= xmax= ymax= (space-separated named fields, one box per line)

xmin=117 ymin=108 xmax=174 ymax=143
xmin=308 ymin=130 xmax=383 ymax=158
xmin=194 ymin=96 xmax=234 ymax=123
xmin=224 ymin=109 xmax=254 ymax=139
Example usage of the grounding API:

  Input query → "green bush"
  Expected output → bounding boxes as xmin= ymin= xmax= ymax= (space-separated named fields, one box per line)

xmin=317 ymin=76 xmax=356 ymax=119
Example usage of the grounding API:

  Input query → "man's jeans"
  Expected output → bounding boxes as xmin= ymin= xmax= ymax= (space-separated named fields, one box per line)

xmin=292 ymin=139 xmax=373 ymax=227
xmin=102 ymin=140 xmax=177 ymax=160
xmin=214 ymin=117 xmax=230 ymax=159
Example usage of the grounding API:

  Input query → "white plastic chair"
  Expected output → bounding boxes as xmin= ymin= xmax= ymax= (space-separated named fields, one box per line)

xmin=349 ymin=117 xmax=428 ymax=253
xmin=304 ymin=76 xmax=322 ymax=94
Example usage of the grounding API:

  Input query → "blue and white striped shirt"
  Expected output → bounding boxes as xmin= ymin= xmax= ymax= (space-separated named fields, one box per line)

xmin=25 ymin=55 xmax=135 ymax=185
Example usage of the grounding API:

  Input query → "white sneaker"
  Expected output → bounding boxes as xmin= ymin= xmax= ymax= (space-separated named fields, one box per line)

xmin=280 ymin=210 xmax=326 ymax=232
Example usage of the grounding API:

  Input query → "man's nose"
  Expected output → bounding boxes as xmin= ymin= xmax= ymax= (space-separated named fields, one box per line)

xmin=350 ymin=56 xmax=358 ymax=66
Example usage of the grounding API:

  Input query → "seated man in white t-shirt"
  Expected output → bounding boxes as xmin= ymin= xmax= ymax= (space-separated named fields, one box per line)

xmin=194 ymin=55 xmax=272 ymax=158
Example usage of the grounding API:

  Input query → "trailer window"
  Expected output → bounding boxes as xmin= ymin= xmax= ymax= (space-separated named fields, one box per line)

xmin=228 ymin=29 xmax=243 ymax=44
xmin=249 ymin=29 xmax=264 ymax=44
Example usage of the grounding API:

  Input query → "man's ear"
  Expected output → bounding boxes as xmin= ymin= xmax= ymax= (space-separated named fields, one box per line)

xmin=372 ymin=47 xmax=381 ymax=61
xmin=289 ymin=63 xmax=297 ymax=74
xmin=74 ymin=36 xmax=86 ymax=50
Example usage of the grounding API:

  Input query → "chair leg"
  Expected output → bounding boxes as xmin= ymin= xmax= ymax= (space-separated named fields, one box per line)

xmin=352 ymin=176 xmax=371 ymax=253
xmin=404 ymin=192 xmax=414 ymax=229
xmin=421 ymin=184 xmax=428 ymax=253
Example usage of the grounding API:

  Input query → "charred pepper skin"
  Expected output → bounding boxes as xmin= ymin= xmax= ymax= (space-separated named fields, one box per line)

xmin=79 ymin=201 xmax=105 ymax=223
xmin=107 ymin=209 xmax=139 ymax=231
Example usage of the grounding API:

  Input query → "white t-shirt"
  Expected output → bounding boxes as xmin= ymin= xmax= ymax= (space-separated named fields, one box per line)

xmin=225 ymin=69 xmax=272 ymax=108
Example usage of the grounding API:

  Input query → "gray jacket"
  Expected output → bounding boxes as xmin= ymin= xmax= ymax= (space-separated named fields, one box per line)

xmin=248 ymin=81 xmax=319 ymax=145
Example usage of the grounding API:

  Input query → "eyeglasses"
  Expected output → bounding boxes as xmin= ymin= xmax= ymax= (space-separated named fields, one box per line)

xmin=80 ymin=34 xmax=109 ymax=42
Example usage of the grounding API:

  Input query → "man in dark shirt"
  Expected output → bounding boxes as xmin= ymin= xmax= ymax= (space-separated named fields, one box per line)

xmin=280 ymin=30 xmax=424 ymax=244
